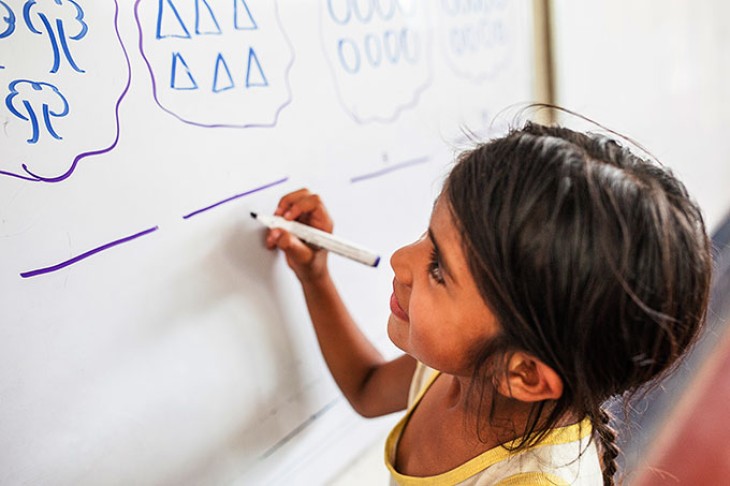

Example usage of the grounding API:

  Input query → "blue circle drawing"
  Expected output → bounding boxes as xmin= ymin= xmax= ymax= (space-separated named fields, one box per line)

xmin=327 ymin=0 xmax=351 ymax=25
xmin=383 ymin=30 xmax=399 ymax=63
xmin=337 ymin=38 xmax=361 ymax=73
xmin=352 ymin=0 xmax=374 ymax=23
xmin=364 ymin=33 xmax=382 ymax=67
xmin=400 ymin=28 xmax=419 ymax=63
xmin=374 ymin=0 xmax=396 ymax=20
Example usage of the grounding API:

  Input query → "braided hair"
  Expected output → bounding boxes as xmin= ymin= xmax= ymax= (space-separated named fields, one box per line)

xmin=445 ymin=122 xmax=712 ymax=485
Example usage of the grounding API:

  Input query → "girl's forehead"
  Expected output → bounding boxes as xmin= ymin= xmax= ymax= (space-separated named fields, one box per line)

xmin=430 ymin=196 xmax=457 ymax=233
xmin=430 ymin=198 xmax=467 ymax=260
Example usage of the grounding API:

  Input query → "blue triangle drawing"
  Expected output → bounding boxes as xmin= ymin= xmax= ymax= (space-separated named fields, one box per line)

xmin=195 ymin=0 xmax=221 ymax=35
xmin=213 ymin=53 xmax=235 ymax=92
xmin=170 ymin=52 xmax=198 ymax=90
xmin=157 ymin=0 xmax=190 ymax=39
xmin=245 ymin=48 xmax=268 ymax=87
xmin=234 ymin=0 xmax=257 ymax=30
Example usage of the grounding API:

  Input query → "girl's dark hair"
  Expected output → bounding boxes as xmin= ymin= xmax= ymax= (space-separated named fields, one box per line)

xmin=445 ymin=122 xmax=712 ymax=485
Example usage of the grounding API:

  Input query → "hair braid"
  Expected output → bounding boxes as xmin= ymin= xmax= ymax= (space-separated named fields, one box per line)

xmin=595 ymin=408 xmax=619 ymax=486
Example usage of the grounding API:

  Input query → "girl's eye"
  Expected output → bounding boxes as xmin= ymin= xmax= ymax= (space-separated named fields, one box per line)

xmin=428 ymin=248 xmax=445 ymax=284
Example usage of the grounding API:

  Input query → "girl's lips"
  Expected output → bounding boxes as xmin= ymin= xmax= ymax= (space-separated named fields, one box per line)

xmin=390 ymin=292 xmax=409 ymax=322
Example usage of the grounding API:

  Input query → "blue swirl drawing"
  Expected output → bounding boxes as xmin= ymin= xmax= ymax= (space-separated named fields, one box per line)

xmin=6 ymin=79 xmax=70 ymax=144
xmin=23 ymin=0 xmax=88 ymax=74
xmin=0 ymin=0 xmax=16 ymax=39
xmin=0 ymin=0 xmax=131 ymax=183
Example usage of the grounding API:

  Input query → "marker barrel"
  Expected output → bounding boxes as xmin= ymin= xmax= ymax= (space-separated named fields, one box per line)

xmin=253 ymin=213 xmax=380 ymax=267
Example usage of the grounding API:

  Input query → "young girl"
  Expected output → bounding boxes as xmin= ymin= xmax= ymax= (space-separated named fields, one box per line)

xmin=264 ymin=122 xmax=712 ymax=485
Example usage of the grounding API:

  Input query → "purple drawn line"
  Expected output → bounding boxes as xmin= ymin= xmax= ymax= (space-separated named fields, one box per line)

xmin=134 ymin=0 xmax=295 ymax=129
xmin=182 ymin=176 xmax=289 ymax=220
xmin=350 ymin=156 xmax=430 ymax=183
xmin=3 ymin=0 xmax=131 ymax=183
xmin=20 ymin=226 xmax=159 ymax=279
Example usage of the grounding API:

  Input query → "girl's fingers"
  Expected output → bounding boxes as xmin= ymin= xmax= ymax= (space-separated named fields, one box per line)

xmin=275 ymin=188 xmax=311 ymax=216
xmin=275 ymin=229 xmax=315 ymax=265
xmin=275 ymin=189 xmax=333 ymax=232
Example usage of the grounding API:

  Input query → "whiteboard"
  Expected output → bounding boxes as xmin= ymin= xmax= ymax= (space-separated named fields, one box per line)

xmin=0 ymin=1 xmax=535 ymax=484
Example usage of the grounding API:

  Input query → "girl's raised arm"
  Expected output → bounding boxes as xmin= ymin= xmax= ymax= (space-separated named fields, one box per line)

xmin=265 ymin=188 xmax=416 ymax=417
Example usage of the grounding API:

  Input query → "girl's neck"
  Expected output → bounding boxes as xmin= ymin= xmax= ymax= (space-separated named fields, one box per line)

xmin=441 ymin=372 xmax=577 ymax=448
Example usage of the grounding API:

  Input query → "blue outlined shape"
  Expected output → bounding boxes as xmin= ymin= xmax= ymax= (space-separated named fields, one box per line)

xmin=245 ymin=47 xmax=268 ymax=87
xmin=337 ymin=38 xmax=361 ymax=74
xmin=326 ymin=0 xmax=351 ymax=25
xmin=439 ymin=3 xmax=517 ymax=83
xmin=0 ymin=0 xmax=16 ymax=39
xmin=136 ymin=0 xmax=294 ymax=129
xmin=212 ymin=53 xmax=234 ymax=92
xmin=400 ymin=28 xmax=420 ymax=63
xmin=0 ymin=0 xmax=132 ymax=183
xmin=351 ymin=0 xmax=374 ymax=22
xmin=234 ymin=0 xmax=257 ymax=30
xmin=23 ymin=0 xmax=88 ymax=74
xmin=364 ymin=34 xmax=382 ymax=67
xmin=375 ymin=0 xmax=397 ymax=20
xmin=195 ymin=0 xmax=220 ymax=35
xmin=6 ymin=79 xmax=70 ymax=144
xmin=170 ymin=52 xmax=197 ymax=89
xmin=156 ymin=0 xmax=190 ymax=39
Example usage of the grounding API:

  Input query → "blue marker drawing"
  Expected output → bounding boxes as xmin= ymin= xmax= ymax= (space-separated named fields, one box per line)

xmin=137 ymin=0 xmax=295 ymax=128
xmin=0 ymin=0 xmax=131 ymax=184
xmin=234 ymin=0 xmax=257 ymax=30
xmin=6 ymin=79 xmax=69 ymax=144
xmin=351 ymin=0 xmax=374 ymax=22
xmin=195 ymin=0 xmax=220 ymax=35
xmin=245 ymin=47 xmax=267 ymax=87
xmin=23 ymin=0 xmax=88 ymax=74
xmin=337 ymin=38 xmax=361 ymax=74
xmin=327 ymin=0 xmax=351 ymax=25
xmin=437 ymin=1 xmax=518 ymax=83
xmin=156 ymin=0 xmax=190 ymax=39
xmin=364 ymin=34 xmax=382 ymax=67
xmin=383 ymin=30 xmax=399 ymax=63
xmin=213 ymin=53 xmax=234 ymax=92
xmin=0 ymin=0 xmax=16 ymax=39
xmin=170 ymin=52 xmax=198 ymax=90
xmin=375 ymin=0 xmax=396 ymax=20
xmin=321 ymin=0 xmax=433 ymax=125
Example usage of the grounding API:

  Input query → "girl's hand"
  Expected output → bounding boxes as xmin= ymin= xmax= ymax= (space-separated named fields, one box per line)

xmin=265 ymin=188 xmax=333 ymax=283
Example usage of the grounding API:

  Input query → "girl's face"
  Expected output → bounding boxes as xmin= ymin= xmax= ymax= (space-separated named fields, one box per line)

xmin=388 ymin=196 xmax=499 ymax=376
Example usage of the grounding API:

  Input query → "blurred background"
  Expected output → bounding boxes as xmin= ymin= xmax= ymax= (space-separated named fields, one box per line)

xmin=334 ymin=1 xmax=730 ymax=483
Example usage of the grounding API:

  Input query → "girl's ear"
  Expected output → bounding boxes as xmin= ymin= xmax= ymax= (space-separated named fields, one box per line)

xmin=495 ymin=352 xmax=563 ymax=402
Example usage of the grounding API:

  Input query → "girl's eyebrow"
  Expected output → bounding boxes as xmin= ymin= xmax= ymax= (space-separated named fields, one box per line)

xmin=428 ymin=228 xmax=456 ymax=283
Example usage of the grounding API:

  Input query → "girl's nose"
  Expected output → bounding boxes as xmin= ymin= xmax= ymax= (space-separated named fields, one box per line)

xmin=390 ymin=237 xmax=421 ymax=286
